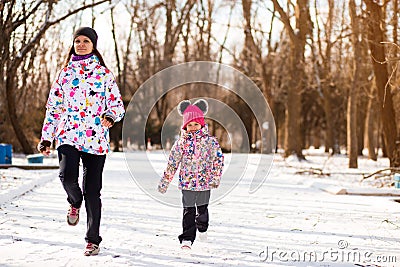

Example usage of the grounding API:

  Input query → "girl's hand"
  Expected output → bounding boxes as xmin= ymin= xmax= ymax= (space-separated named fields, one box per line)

xmin=158 ymin=184 xmax=167 ymax=194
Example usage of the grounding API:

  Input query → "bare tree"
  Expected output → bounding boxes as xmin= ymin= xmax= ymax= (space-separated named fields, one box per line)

xmin=237 ymin=0 xmax=276 ymax=151
xmin=348 ymin=0 xmax=361 ymax=168
xmin=364 ymin=0 xmax=400 ymax=167
xmin=241 ymin=0 xmax=272 ymax=104
xmin=124 ymin=0 xmax=196 ymax=144
xmin=151 ymin=0 xmax=196 ymax=131
xmin=121 ymin=0 xmax=139 ymax=98
xmin=271 ymin=0 xmax=312 ymax=159
xmin=312 ymin=0 xmax=341 ymax=154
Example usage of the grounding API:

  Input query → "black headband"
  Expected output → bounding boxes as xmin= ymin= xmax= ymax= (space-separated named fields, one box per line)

xmin=73 ymin=27 xmax=98 ymax=48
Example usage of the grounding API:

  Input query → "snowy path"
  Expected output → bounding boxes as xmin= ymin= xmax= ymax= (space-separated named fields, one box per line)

xmin=0 ymin=151 xmax=399 ymax=266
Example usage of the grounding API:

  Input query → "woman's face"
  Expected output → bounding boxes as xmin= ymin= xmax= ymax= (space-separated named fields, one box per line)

xmin=186 ymin=122 xmax=202 ymax=132
xmin=74 ymin=35 xmax=94 ymax=55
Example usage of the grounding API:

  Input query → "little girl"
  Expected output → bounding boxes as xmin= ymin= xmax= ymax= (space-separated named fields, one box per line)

xmin=158 ymin=99 xmax=224 ymax=249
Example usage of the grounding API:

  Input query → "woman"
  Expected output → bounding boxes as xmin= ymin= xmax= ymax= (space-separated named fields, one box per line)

xmin=38 ymin=27 xmax=125 ymax=256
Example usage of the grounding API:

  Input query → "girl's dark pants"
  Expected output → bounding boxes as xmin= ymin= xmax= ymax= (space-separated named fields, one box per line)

xmin=178 ymin=190 xmax=210 ymax=244
xmin=57 ymin=144 xmax=106 ymax=245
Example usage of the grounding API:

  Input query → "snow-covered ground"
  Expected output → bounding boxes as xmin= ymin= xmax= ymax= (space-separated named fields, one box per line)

xmin=0 ymin=149 xmax=399 ymax=267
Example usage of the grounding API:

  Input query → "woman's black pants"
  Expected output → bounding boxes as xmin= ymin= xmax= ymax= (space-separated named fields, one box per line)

xmin=57 ymin=144 xmax=105 ymax=245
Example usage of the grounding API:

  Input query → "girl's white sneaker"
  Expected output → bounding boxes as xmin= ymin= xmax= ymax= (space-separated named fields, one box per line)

xmin=198 ymin=232 xmax=208 ymax=241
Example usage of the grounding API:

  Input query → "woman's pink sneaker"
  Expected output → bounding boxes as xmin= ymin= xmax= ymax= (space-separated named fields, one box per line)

xmin=84 ymin=243 xmax=100 ymax=256
xmin=67 ymin=205 xmax=80 ymax=226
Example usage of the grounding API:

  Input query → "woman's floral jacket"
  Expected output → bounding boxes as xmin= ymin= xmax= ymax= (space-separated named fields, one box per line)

xmin=40 ymin=55 xmax=125 ymax=155
xmin=159 ymin=125 xmax=224 ymax=191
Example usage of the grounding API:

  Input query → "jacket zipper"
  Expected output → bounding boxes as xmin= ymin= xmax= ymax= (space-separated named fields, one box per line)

xmin=193 ymin=135 xmax=200 ymax=189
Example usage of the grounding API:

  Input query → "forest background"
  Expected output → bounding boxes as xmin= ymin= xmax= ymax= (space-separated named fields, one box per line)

xmin=1 ymin=0 xmax=400 ymax=169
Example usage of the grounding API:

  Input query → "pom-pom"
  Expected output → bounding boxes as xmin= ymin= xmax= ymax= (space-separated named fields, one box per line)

xmin=177 ymin=100 xmax=191 ymax=116
xmin=193 ymin=99 xmax=208 ymax=115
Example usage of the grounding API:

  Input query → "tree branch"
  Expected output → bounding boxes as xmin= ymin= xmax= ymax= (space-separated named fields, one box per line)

xmin=170 ymin=0 xmax=196 ymax=50
xmin=12 ymin=0 xmax=44 ymax=31
xmin=362 ymin=167 xmax=400 ymax=180
xmin=270 ymin=0 xmax=296 ymax=41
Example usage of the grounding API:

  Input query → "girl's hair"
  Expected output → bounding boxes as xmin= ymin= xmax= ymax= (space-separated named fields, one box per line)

xmin=63 ymin=46 xmax=107 ymax=68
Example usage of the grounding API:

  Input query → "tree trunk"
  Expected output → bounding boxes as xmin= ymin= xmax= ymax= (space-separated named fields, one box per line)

xmin=364 ymin=0 xmax=399 ymax=167
xmin=272 ymin=0 xmax=310 ymax=159
xmin=110 ymin=7 xmax=122 ymax=86
xmin=6 ymin=70 xmax=34 ymax=154
xmin=365 ymin=86 xmax=377 ymax=160
xmin=241 ymin=0 xmax=273 ymax=104
xmin=348 ymin=0 xmax=361 ymax=168
xmin=322 ymin=87 xmax=336 ymax=154
xmin=284 ymin=42 xmax=304 ymax=158
xmin=315 ymin=0 xmax=338 ymax=154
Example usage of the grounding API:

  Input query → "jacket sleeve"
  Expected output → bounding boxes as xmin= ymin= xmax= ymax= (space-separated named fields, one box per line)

xmin=158 ymin=140 xmax=183 ymax=191
xmin=40 ymin=75 xmax=65 ymax=142
xmin=103 ymin=71 xmax=125 ymax=122
xmin=209 ymin=138 xmax=224 ymax=187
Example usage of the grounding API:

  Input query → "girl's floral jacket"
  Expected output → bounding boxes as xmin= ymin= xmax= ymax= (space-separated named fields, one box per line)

xmin=159 ymin=125 xmax=224 ymax=192
xmin=40 ymin=55 xmax=125 ymax=155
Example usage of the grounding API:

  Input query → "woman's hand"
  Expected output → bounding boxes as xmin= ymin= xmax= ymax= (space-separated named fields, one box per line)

xmin=101 ymin=114 xmax=115 ymax=128
xmin=101 ymin=118 xmax=113 ymax=128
